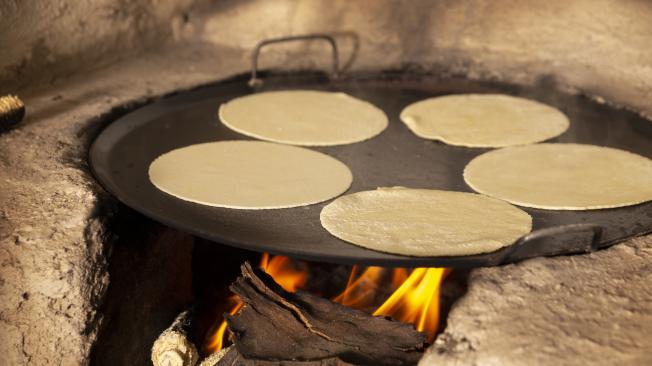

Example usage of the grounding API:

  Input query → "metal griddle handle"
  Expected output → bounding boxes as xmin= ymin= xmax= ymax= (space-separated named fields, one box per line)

xmin=249 ymin=34 xmax=340 ymax=87
xmin=500 ymin=223 xmax=603 ymax=264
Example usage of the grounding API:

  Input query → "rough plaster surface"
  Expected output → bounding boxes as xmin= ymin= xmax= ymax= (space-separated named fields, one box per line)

xmin=91 ymin=216 xmax=194 ymax=366
xmin=420 ymin=236 xmax=652 ymax=366
xmin=1 ymin=0 xmax=652 ymax=365
xmin=197 ymin=0 xmax=652 ymax=117
xmin=0 ymin=43 xmax=246 ymax=365
xmin=0 ymin=0 xmax=206 ymax=90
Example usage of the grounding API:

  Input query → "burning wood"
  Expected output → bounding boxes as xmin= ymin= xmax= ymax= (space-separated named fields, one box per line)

xmin=208 ymin=255 xmax=450 ymax=352
xmin=210 ymin=346 xmax=354 ymax=365
xmin=153 ymin=255 xmax=450 ymax=365
xmin=205 ymin=254 xmax=308 ymax=352
xmin=218 ymin=262 xmax=427 ymax=365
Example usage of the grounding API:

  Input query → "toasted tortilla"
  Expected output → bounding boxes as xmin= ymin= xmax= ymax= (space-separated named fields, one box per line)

xmin=320 ymin=187 xmax=532 ymax=256
xmin=400 ymin=94 xmax=569 ymax=147
xmin=149 ymin=141 xmax=352 ymax=209
xmin=464 ymin=143 xmax=652 ymax=210
xmin=219 ymin=90 xmax=388 ymax=146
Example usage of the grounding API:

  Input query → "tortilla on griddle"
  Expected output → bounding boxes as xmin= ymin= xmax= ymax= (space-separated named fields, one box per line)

xmin=464 ymin=143 xmax=652 ymax=210
xmin=400 ymin=94 xmax=569 ymax=147
xmin=149 ymin=141 xmax=352 ymax=209
xmin=219 ymin=90 xmax=388 ymax=146
xmin=320 ymin=187 xmax=532 ymax=257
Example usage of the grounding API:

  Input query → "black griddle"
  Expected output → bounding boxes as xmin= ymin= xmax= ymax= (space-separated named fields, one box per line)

xmin=89 ymin=71 xmax=652 ymax=268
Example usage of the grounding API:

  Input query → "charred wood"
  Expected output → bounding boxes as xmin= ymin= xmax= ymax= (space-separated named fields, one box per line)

xmin=212 ymin=346 xmax=354 ymax=366
xmin=151 ymin=309 xmax=200 ymax=366
xmin=224 ymin=262 xmax=427 ymax=366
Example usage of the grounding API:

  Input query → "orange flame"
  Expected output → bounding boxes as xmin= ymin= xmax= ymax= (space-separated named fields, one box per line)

xmin=373 ymin=268 xmax=451 ymax=342
xmin=332 ymin=266 xmax=385 ymax=309
xmin=205 ymin=297 xmax=242 ymax=351
xmin=206 ymin=254 xmax=450 ymax=353
xmin=331 ymin=266 xmax=451 ymax=342
xmin=259 ymin=253 xmax=308 ymax=292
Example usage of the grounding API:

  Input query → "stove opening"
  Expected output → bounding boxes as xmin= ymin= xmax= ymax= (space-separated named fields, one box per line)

xmin=149 ymin=238 xmax=470 ymax=366
xmin=85 ymin=202 xmax=467 ymax=366
xmin=207 ymin=254 xmax=451 ymax=354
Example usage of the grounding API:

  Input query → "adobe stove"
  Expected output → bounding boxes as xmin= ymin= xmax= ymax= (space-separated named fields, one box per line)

xmin=1 ymin=1 xmax=652 ymax=366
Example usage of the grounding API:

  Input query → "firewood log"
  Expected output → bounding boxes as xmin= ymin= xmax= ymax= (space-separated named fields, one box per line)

xmin=210 ymin=346 xmax=353 ymax=366
xmin=151 ymin=309 xmax=200 ymax=366
xmin=223 ymin=262 xmax=427 ymax=366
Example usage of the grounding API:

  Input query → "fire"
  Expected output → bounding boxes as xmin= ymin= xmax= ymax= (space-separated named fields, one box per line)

xmin=205 ymin=253 xmax=307 ymax=352
xmin=330 ymin=266 xmax=450 ymax=342
xmin=373 ymin=268 xmax=451 ymax=341
xmin=206 ymin=297 xmax=242 ymax=351
xmin=206 ymin=254 xmax=450 ymax=353
xmin=332 ymin=266 xmax=385 ymax=309
xmin=259 ymin=253 xmax=308 ymax=292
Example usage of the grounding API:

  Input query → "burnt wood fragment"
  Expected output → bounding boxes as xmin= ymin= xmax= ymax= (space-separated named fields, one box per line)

xmin=213 ymin=346 xmax=353 ymax=366
xmin=151 ymin=308 xmax=200 ymax=366
xmin=224 ymin=262 xmax=427 ymax=366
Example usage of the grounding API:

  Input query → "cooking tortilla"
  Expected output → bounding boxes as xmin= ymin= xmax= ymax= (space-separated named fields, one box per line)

xmin=464 ymin=143 xmax=652 ymax=210
xmin=400 ymin=94 xmax=569 ymax=147
xmin=149 ymin=141 xmax=352 ymax=209
xmin=320 ymin=187 xmax=532 ymax=257
xmin=219 ymin=90 xmax=388 ymax=146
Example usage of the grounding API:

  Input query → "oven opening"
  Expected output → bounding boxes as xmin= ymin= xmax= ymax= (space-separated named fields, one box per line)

xmin=196 ymin=255 xmax=459 ymax=364
xmin=91 ymin=211 xmax=468 ymax=366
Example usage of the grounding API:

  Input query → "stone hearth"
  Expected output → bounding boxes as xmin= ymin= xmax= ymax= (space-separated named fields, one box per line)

xmin=1 ymin=1 xmax=652 ymax=365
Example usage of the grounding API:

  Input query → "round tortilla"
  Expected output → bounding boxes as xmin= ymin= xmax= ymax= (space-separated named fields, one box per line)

xmin=219 ymin=90 xmax=388 ymax=146
xmin=464 ymin=143 xmax=652 ymax=210
xmin=149 ymin=141 xmax=352 ymax=209
xmin=320 ymin=187 xmax=532 ymax=257
xmin=400 ymin=94 xmax=569 ymax=147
